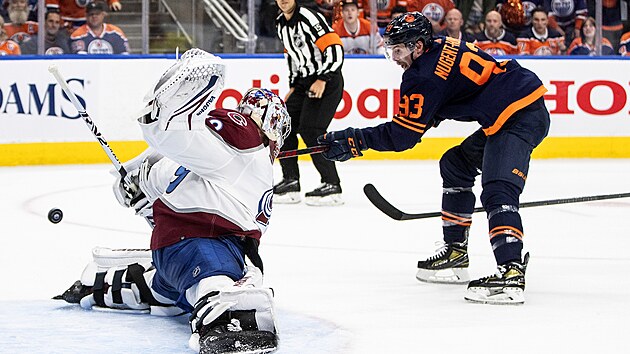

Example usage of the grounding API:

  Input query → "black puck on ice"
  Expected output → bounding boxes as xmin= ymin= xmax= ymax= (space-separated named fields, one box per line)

xmin=48 ymin=208 xmax=63 ymax=224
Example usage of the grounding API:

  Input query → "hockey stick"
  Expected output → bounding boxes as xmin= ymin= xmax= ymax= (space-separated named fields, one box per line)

xmin=364 ymin=183 xmax=630 ymax=221
xmin=277 ymin=145 xmax=329 ymax=159
xmin=48 ymin=65 xmax=154 ymax=228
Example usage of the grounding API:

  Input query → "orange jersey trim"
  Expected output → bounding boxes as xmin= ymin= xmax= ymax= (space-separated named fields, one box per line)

xmin=315 ymin=32 xmax=343 ymax=52
xmin=483 ymin=85 xmax=548 ymax=136
xmin=392 ymin=115 xmax=426 ymax=134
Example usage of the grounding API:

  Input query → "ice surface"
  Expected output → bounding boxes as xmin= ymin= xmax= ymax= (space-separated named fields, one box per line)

xmin=1 ymin=159 xmax=629 ymax=353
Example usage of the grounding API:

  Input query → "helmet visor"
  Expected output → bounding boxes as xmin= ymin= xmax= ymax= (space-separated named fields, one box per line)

xmin=384 ymin=42 xmax=415 ymax=64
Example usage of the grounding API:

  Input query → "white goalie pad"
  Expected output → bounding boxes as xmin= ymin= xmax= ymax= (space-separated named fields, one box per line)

xmin=188 ymin=267 xmax=277 ymax=352
xmin=143 ymin=48 xmax=226 ymax=131
xmin=78 ymin=247 xmax=181 ymax=316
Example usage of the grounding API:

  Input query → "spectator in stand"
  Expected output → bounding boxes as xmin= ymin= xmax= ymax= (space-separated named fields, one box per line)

xmin=567 ymin=16 xmax=615 ymax=55
xmin=496 ymin=0 xmax=544 ymax=36
xmin=3 ymin=0 xmax=38 ymax=46
xmin=474 ymin=9 xmax=518 ymax=55
xmin=1 ymin=0 xmax=37 ymax=22
xmin=618 ymin=31 xmax=630 ymax=56
xmin=21 ymin=10 xmax=70 ymax=54
xmin=70 ymin=1 xmax=129 ymax=54
xmin=455 ymin=0 xmax=496 ymax=34
xmin=46 ymin=0 xmax=122 ymax=33
xmin=0 ymin=15 xmax=20 ymax=54
xmin=313 ymin=0 xmax=336 ymax=24
xmin=333 ymin=0 xmax=384 ymax=54
xmin=438 ymin=8 xmax=475 ymax=41
xmin=406 ymin=0 xmax=455 ymax=33
xmin=516 ymin=7 xmax=564 ymax=55
xmin=545 ymin=0 xmax=587 ymax=48
xmin=587 ymin=0 xmax=623 ymax=49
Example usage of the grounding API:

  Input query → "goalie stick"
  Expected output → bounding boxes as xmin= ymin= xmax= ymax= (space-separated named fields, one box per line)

xmin=48 ymin=65 xmax=154 ymax=228
xmin=277 ymin=145 xmax=328 ymax=159
xmin=363 ymin=183 xmax=630 ymax=221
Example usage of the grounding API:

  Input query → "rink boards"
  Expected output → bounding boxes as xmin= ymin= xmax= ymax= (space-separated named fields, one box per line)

xmin=0 ymin=55 xmax=629 ymax=165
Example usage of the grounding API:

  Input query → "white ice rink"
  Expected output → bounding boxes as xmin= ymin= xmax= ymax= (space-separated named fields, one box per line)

xmin=1 ymin=159 xmax=629 ymax=354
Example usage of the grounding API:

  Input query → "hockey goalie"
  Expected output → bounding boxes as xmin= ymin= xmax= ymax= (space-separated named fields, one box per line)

xmin=55 ymin=48 xmax=291 ymax=354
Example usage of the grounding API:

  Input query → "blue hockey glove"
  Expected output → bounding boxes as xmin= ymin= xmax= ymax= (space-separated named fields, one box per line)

xmin=317 ymin=128 xmax=368 ymax=162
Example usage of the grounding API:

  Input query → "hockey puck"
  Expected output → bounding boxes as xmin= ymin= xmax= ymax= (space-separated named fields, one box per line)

xmin=48 ymin=208 xmax=63 ymax=224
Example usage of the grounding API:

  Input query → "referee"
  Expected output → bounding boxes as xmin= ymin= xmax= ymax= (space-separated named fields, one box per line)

xmin=274 ymin=0 xmax=345 ymax=207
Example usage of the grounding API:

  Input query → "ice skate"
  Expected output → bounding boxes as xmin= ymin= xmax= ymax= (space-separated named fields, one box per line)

xmin=304 ymin=183 xmax=344 ymax=206
xmin=273 ymin=179 xmax=301 ymax=204
xmin=465 ymin=253 xmax=529 ymax=305
xmin=416 ymin=241 xmax=470 ymax=283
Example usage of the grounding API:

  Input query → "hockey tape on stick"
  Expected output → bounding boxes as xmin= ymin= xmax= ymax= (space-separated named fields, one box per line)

xmin=277 ymin=145 xmax=329 ymax=159
xmin=364 ymin=183 xmax=630 ymax=221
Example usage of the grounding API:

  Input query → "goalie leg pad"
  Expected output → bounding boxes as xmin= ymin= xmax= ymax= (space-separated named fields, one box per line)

xmin=188 ymin=268 xmax=278 ymax=353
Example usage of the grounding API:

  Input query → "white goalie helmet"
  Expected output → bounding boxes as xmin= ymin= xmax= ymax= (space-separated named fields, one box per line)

xmin=237 ymin=88 xmax=291 ymax=149
xmin=144 ymin=48 xmax=226 ymax=130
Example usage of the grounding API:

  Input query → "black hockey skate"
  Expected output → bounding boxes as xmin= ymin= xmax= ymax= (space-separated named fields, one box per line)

xmin=199 ymin=311 xmax=278 ymax=354
xmin=273 ymin=178 xmax=300 ymax=204
xmin=416 ymin=241 xmax=470 ymax=283
xmin=53 ymin=280 xmax=93 ymax=304
xmin=304 ymin=183 xmax=343 ymax=206
xmin=464 ymin=252 xmax=529 ymax=305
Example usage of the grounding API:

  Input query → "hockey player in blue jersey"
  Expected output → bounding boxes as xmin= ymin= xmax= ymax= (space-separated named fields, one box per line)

xmin=317 ymin=12 xmax=550 ymax=305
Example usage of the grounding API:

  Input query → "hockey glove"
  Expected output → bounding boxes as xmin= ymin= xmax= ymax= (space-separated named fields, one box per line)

xmin=113 ymin=160 xmax=151 ymax=214
xmin=317 ymin=128 xmax=368 ymax=162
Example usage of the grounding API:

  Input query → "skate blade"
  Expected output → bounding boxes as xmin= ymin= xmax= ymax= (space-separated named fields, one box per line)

xmin=464 ymin=287 xmax=525 ymax=305
xmin=273 ymin=192 xmax=301 ymax=204
xmin=304 ymin=194 xmax=344 ymax=206
xmin=416 ymin=268 xmax=470 ymax=284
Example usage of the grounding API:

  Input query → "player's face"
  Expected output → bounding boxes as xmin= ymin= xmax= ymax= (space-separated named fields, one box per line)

xmin=385 ymin=43 xmax=414 ymax=70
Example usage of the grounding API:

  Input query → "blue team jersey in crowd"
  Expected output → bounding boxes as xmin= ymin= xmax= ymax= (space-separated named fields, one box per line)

xmin=362 ymin=36 xmax=547 ymax=152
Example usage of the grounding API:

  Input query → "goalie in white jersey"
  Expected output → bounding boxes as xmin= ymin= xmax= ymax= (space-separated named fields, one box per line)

xmin=55 ymin=49 xmax=290 ymax=354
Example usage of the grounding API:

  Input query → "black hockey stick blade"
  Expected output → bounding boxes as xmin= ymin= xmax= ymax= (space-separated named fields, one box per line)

xmin=364 ymin=183 xmax=630 ymax=221
xmin=277 ymin=145 xmax=329 ymax=159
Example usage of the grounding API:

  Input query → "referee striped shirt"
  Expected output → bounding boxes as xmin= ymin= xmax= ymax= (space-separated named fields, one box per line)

xmin=276 ymin=5 xmax=344 ymax=87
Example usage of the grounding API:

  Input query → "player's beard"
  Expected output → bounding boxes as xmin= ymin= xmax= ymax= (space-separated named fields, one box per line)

xmin=9 ymin=9 xmax=28 ymax=25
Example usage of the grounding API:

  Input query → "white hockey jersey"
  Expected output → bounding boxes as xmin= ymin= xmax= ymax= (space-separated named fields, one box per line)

xmin=139 ymin=108 xmax=275 ymax=250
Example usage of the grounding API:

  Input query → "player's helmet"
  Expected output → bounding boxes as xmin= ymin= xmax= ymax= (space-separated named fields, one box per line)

xmin=237 ymin=88 xmax=291 ymax=149
xmin=383 ymin=12 xmax=433 ymax=49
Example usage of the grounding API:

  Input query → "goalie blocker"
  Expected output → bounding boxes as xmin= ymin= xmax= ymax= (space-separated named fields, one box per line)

xmin=56 ymin=247 xmax=279 ymax=353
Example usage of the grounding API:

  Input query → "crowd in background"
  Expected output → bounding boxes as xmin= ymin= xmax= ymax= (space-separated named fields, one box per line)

xmin=1 ymin=0 xmax=630 ymax=56
xmin=0 ymin=0 xmax=127 ymax=55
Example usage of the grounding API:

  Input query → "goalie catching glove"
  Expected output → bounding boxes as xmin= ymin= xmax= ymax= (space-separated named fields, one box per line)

xmin=317 ymin=127 xmax=368 ymax=162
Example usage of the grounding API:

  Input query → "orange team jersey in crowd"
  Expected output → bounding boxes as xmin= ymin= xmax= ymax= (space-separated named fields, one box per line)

xmin=70 ymin=23 xmax=129 ymax=54
xmin=0 ymin=39 xmax=21 ymax=55
xmin=46 ymin=0 xmax=117 ymax=22
xmin=3 ymin=22 xmax=38 ymax=45
xmin=406 ymin=0 xmax=455 ymax=30
xmin=333 ymin=17 xmax=377 ymax=54
xmin=567 ymin=36 xmax=615 ymax=55
xmin=474 ymin=30 xmax=519 ymax=56
xmin=619 ymin=32 xmax=630 ymax=56
xmin=517 ymin=27 xmax=564 ymax=55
